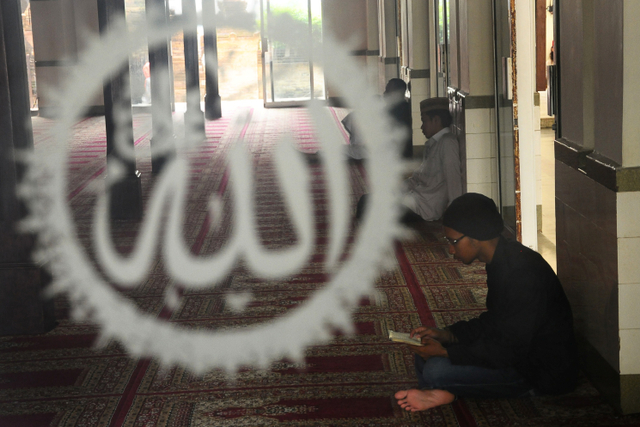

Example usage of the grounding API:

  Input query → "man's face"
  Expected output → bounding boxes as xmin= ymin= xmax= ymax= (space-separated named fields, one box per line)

xmin=444 ymin=226 xmax=479 ymax=265
xmin=421 ymin=113 xmax=440 ymax=139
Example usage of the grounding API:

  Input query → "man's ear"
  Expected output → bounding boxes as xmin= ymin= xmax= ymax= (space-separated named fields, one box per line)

xmin=433 ymin=114 xmax=443 ymax=128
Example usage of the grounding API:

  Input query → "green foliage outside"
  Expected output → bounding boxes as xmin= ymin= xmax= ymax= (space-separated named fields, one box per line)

xmin=263 ymin=4 xmax=322 ymax=44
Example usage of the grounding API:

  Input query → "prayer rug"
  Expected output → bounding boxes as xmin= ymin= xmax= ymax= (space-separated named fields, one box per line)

xmin=2 ymin=102 xmax=640 ymax=426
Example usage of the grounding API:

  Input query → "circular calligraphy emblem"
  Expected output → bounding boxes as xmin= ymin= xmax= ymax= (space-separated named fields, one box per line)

xmin=20 ymin=12 xmax=405 ymax=373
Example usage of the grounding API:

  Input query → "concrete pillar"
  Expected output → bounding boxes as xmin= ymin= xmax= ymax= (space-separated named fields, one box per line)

xmin=366 ymin=0 xmax=380 ymax=88
xmin=146 ymin=0 xmax=176 ymax=174
xmin=453 ymin=0 xmax=498 ymax=207
xmin=555 ymin=0 xmax=640 ymax=414
xmin=621 ymin=1 xmax=640 ymax=169
xmin=202 ymin=0 xmax=222 ymax=120
xmin=514 ymin=0 xmax=538 ymax=249
xmin=0 ymin=0 xmax=55 ymax=335
xmin=322 ymin=0 xmax=367 ymax=103
xmin=378 ymin=0 xmax=399 ymax=88
xmin=97 ymin=0 xmax=143 ymax=220
xmin=182 ymin=0 xmax=205 ymax=143
xmin=30 ymin=0 xmax=103 ymax=118
xmin=582 ymin=0 xmax=595 ymax=151
xmin=404 ymin=0 xmax=430 ymax=146
xmin=615 ymin=0 xmax=640 ymax=414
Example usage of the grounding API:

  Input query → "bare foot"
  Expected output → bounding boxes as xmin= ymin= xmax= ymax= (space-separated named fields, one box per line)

xmin=394 ymin=389 xmax=455 ymax=412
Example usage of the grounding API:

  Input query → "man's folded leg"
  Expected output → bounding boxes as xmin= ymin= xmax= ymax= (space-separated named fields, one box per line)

xmin=415 ymin=355 xmax=534 ymax=398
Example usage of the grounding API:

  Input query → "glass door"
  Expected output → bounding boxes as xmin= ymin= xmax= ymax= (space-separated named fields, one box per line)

xmin=260 ymin=0 xmax=324 ymax=106
xmin=492 ymin=0 xmax=517 ymax=235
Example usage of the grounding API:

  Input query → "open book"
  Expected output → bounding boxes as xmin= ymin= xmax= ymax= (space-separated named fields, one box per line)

xmin=388 ymin=330 xmax=422 ymax=346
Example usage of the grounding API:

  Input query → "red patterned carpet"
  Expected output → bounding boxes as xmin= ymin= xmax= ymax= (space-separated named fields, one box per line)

xmin=2 ymin=101 xmax=640 ymax=426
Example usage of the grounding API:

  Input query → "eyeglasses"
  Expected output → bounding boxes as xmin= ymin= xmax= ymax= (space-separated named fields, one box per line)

xmin=445 ymin=235 xmax=466 ymax=246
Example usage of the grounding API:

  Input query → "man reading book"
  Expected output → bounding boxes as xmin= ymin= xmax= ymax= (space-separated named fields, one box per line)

xmin=395 ymin=193 xmax=578 ymax=412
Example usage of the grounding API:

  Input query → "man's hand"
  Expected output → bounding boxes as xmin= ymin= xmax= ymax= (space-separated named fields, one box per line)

xmin=410 ymin=326 xmax=458 ymax=345
xmin=408 ymin=337 xmax=448 ymax=360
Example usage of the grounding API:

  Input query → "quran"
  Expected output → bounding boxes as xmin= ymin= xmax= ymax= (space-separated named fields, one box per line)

xmin=388 ymin=330 xmax=422 ymax=346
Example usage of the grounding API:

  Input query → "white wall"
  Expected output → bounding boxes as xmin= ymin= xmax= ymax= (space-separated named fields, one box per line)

xmin=618 ymin=0 xmax=640 ymax=376
xmin=31 ymin=0 xmax=103 ymax=113
xmin=465 ymin=108 xmax=499 ymax=203
xmin=515 ymin=0 xmax=538 ymax=249
xmin=618 ymin=191 xmax=640 ymax=375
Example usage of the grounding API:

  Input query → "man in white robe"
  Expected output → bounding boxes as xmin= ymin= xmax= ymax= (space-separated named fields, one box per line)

xmin=400 ymin=97 xmax=463 ymax=221
xmin=356 ymin=97 xmax=463 ymax=223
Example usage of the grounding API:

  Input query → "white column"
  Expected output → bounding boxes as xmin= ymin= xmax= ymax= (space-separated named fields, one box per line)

xmin=514 ymin=0 xmax=538 ymax=249
xmin=408 ymin=0 xmax=430 ymax=143
xmin=366 ymin=0 xmax=380 ymax=88
xmin=428 ymin=0 xmax=438 ymax=96
xmin=378 ymin=0 xmax=399 ymax=84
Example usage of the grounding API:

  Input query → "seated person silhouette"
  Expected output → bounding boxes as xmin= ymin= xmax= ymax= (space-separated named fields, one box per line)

xmin=395 ymin=193 xmax=578 ymax=412
xmin=306 ymin=79 xmax=412 ymax=163
xmin=356 ymin=97 xmax=462 ymax=223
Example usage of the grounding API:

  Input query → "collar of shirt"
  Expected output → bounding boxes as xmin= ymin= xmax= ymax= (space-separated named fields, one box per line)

xmin=425 ymin=127 xmax=452 ymax=148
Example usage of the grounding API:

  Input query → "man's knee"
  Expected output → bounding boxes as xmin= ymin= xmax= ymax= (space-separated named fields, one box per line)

xmin=419 ymin=357 xmax=455 ymax=389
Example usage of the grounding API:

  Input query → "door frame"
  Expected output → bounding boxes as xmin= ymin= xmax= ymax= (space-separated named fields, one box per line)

xmin=259 ymin=0 xmax=322 ymax=108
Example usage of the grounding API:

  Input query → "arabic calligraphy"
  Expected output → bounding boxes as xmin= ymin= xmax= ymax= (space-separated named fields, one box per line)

xmin=94 ymin=135 xmax=322 ymax=287
xmin=20 ymin=12 xmax=406 ymax=374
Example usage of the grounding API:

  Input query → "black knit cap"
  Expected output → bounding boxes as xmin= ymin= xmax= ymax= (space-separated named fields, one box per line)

xmin=442 ymin=193 xmax=504 ymax=241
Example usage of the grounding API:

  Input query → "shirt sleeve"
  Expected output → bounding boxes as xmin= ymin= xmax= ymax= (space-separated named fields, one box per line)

xmin=403 ymin=154 xmax=427 ymax=191
xmin=446 ymin=268 xmax=546 ymax=369
xmin=403 ymin=175 xmax=417 ymax=192
xmin=447 ymin=311 xmax=491 ymax=344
